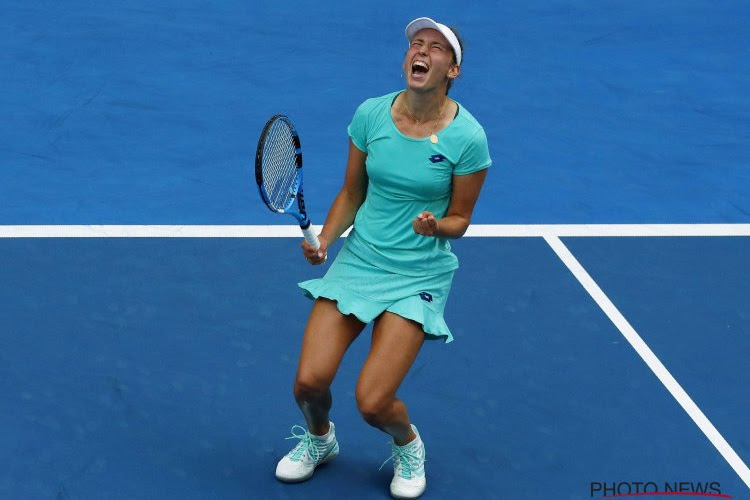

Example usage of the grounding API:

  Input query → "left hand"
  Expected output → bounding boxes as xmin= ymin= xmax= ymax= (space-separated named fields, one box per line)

xmin=302 ymin=234 xmax=329 ymax=265
xmin=412 ymin=211 xmax=440 ymax=236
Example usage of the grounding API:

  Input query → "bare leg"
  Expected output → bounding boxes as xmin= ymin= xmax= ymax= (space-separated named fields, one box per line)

xmin=355 ymin=312 xmax=425 ymax=445
xmin=294 ymin=298 xmax=366 ymax=435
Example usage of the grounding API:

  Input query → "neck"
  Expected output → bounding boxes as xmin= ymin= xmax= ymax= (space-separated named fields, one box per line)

xmin=402 ymin=91 xmax=447 ymax=123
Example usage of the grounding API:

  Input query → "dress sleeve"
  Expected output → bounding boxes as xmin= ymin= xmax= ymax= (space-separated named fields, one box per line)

xmin=454 ymin=126 xmax=492 ymax=175
xmin=347 ymin=100 xmax=370 ymax=153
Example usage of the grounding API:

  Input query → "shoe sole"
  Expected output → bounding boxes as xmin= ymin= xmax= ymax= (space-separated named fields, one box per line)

xmin=390 ymin=476 xmax=426 ymax=499
xmin=390 ymin=482 xmax=426 ymax=499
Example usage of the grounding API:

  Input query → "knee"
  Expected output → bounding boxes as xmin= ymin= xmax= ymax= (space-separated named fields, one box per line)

xmin=355 ymin=391 xmax=391 ymax=427
xmin=293 ymin=372 xmax=329 ymax=402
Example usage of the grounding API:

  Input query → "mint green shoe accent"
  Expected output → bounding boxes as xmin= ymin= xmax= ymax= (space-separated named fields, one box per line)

xmin=275 ymin=422 xmax=339 ymax=483
xmin=381 ymin=425 xmax=426 ymax=499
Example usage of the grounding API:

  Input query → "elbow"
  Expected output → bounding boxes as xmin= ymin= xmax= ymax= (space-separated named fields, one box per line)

xmin=455 ymin=220 xmax=471 ymax=238
xmin=341 ymin=187 xmax=365 ymax=210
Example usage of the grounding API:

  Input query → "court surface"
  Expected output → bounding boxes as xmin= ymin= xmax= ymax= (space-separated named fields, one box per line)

xmin=1 ymin=1 xmax=749 ymax=499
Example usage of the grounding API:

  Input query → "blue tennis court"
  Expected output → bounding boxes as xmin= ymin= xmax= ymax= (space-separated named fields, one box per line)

xmin=1 ymin=1 xmax=748 ymax=499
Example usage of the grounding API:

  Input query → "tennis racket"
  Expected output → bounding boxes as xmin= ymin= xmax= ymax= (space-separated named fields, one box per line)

xmin=255 ymin=114 xmax=320 ymax=250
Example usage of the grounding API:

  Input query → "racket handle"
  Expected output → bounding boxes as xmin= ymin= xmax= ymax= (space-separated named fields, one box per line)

xmin=301 ymin=224 xmax=320 ymax=251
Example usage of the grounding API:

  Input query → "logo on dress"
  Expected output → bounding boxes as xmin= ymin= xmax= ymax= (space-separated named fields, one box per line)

xmin=418 ymin=291 xmax=433 ymax=303
xmin=428 ymin=154 xmax=446 ymax=164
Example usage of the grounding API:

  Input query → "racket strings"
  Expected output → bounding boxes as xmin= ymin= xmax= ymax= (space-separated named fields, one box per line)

xmin=262 ymin=121 xmax=299 ymax=211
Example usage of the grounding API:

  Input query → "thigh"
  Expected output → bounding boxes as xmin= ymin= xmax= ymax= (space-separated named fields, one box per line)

xmin=296 ymin=298 xmax=367 ymax=386
xmin=356 ymin=312 xmax=425 ymax=400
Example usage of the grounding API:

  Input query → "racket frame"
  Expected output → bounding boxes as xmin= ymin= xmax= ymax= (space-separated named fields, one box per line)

xmin=254 ymin=114 xmax=320 ymax=249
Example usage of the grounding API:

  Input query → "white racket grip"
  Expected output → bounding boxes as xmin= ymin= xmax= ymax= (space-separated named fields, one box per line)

xmin=302 ymin=225 xmax=320 ymax=251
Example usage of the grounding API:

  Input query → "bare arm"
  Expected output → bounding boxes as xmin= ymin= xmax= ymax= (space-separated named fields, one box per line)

xmin=303 ymin=139 xmax=368 ymax=264
xmin=412 ymin=168 xmax=488 ymax=239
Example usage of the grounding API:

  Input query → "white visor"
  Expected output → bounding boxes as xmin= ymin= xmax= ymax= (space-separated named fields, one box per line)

xmin=405 ymin=17 xmax=462 ymax=66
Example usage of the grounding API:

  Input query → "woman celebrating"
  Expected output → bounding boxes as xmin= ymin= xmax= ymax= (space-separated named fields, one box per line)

xmin=275 ymin=16 xmax=491 ymax=499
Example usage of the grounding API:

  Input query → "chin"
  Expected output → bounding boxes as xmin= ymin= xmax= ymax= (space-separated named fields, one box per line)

xmin=406 ymin=82 xmax=436 ymax=94
xmin=406 ymin=76 xmax=427 ymax=89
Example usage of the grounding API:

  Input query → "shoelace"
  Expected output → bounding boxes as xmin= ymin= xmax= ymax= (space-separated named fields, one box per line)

xmin=285 ymin=425 xmax=329 ymax=462
xmin=379 ymin=442 xmax=425 ymax=479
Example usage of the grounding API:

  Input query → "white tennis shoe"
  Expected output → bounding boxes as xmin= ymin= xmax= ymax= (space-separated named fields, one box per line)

xmin=275 ymin=422 xmax=339 ymax=483
xmin=386 ymin=425 xmax=426 ymax=499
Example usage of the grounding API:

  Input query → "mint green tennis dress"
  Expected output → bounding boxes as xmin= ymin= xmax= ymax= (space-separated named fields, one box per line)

xmin=299 ymin=91 xmax=491 ymax=342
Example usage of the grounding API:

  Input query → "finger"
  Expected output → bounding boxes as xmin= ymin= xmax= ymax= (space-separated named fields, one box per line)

xmin=413 ymin=217 xmax=437 ymax=236
xmin=302 ymin=239 xmax=322 ymax=254
xmin=306 ymin=250 xmax=328 ymax=264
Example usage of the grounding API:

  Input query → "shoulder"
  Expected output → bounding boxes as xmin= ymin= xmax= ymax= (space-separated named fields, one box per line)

xmin=451 ymin=100 xmax=486 ymax=134
xmin=354 ymin=91 xmax=400 ymax=116
xmin=348 ymin=91 xmax=400 ymax=147
xmin=450 ymin=101 xmax=490 ymax=149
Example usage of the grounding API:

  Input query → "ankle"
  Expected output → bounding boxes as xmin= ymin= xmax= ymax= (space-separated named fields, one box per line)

xmin=310 ymin=421 xmax=334 ymax=440
xmin=393 ymin=424 xmax=418 ymax=447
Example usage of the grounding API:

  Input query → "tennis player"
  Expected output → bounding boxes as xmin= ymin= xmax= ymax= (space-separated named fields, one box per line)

xmin=275 ymin=16 xmax=491 ymax=499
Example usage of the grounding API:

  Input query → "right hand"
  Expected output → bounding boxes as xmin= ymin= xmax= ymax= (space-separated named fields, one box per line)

xmin=302 ymin=235 xmax=328 ymax=265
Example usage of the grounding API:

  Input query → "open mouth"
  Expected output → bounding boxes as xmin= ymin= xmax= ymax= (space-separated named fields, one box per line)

xmin=411 ymin=60 xmax=429 ymax=76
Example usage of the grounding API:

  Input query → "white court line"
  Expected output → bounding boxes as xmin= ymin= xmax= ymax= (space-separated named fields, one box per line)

xmin=0 ymin=225 xmax=302 ymax=238
xmin=465 ymin=223 xmax=750 ymax=237
xmin=544 ymin=235 xmax=750 ymax=490
xmin=1 ymin=223 xmax=750 ymax=238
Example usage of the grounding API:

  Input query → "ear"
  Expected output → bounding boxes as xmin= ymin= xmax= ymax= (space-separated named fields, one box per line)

xmin=447 ymin=64 xmax=461 ymax=79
